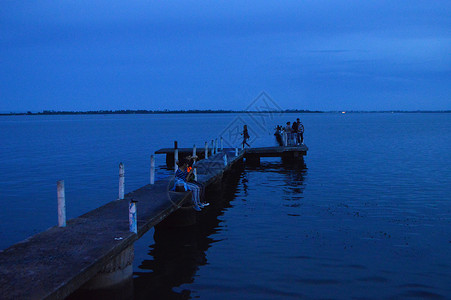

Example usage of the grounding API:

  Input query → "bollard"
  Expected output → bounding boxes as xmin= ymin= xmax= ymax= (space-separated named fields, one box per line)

xmin=193 ymin=144 xmax=196 ymax=157
xmin=235 ymin=147 xmax=238 ymax=157
xmin=220 ymin=137 xmax=223 ymax=150
xmin=205 ymin=141 xmax=208 ymax=159
xmin=194 ymin=167 xmax=198 ymax=181
xmin=57 ymin=180 xmax=66 ymax=227
xmin=119 ymin=162 xmax=125 ymax=200
xmin=174 ymin=148 xmax=179 ymax=171
xmin=129 ymin=199 xmax=137 ymax=234
xmin=150 ymin=155 xmax=155 ymax=185
xmin=223 ymin=154 xmax=228 ymax=166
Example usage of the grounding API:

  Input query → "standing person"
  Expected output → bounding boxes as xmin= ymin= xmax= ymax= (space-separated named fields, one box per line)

xmin=298 ymin=120 xmax=304 ymax=144
xmin=292 ymin=120 xmax=299 ymax=145
xmin=242 ymin=125 xmax=250 ymax=148
xmin=285 ymin=122 xmax=292 ymax=145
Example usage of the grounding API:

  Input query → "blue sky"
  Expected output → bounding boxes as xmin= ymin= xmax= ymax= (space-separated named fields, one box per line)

xmin=1 ymin=1 xmax=450 ymax=111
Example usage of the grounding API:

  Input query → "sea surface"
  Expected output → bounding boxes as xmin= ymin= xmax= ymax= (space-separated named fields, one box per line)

xmin=1 ymin=113 xmax=451 ymax=299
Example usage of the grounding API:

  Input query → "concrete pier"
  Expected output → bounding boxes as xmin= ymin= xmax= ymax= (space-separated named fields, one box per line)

xmin=0 ymin=143 xmax=307 ymax=299
xmin=0 ymin=148 xmax=246 ymax=300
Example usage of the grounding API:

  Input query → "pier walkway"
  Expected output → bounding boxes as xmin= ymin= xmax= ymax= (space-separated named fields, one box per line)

xmin=0 ymin=144 xmax=306 ymax=300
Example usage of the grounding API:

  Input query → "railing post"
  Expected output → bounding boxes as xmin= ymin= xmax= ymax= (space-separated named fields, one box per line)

xmin=174 ymin=149 xmax=179 ymax=171
xmin=235 ymin=147 xmax=238 ymax=157
xmin=129 ymin=199 xmax=137 ymax=234
xmin=119 ymin=162 xmax=125 ymax=200
xmin=215 ymin=138 xmax=218 ymax=153
xmin=223 ymin=154 xmax=228 ymax=166
xmin=57 ymin=180 xmax=66 ymax=227
xmin=205 ymin=141 xmax=208 ymax=159
xmin=220 ymin=137 xmax=223 ymax=150
xmin=211 ymin=140 xmax=214 ymax=155
xmin=194 ymin=167 xmax=198 ymax=181
xmin=193 ymin=144 xmax=196 ymax=157
xmin=150 ymin=155 xmax=155 ymax=185
xmin=174 ymin=140 xmax=178 ymax=171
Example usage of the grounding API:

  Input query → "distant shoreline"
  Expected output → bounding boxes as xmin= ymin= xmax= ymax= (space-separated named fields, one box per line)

xmin=0 ymin=109 xmax=450 ymax=116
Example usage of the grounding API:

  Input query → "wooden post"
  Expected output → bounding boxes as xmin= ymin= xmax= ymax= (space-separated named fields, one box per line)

xmin=194 ymin=167 xmax=198 ymax=181
xmin=205 ymin=141 xmax=208 ymax=159
xmin=57 ymin=180 xmax=66 ymax=227
xmin=223 ymin=154 xmax=228 ymax=166
xmin=150 ymin=155 xmax=155 ymax=185
xmin=235 ymin=147 xmax=238 ymax=157
xmin=119 ymin=162 xmax=125 ymax=200
xmin=193 ymin=144 xmax=196 ymax=157
xmin=220 ymin=137 xmax=223 ymax=150
xmin=174 ymin=149 xmax=179 ymax=171
xmin=129 ymin=200 xmax=137 ymax=234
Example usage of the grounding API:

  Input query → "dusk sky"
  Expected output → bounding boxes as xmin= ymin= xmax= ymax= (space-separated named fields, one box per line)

xmin=1 ymin=1 xmax=450 ymax=112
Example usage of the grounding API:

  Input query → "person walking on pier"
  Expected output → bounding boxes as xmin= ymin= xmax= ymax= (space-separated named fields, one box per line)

xmin=242 ymin=125 xmax=250 ymax=148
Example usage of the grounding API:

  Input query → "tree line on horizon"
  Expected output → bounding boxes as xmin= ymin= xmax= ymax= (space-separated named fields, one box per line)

xmin=1 ymin=109 xmax=450 ymax=116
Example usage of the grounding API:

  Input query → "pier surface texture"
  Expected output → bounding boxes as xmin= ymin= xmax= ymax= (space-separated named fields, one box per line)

xmin=0 ymin=145 xmax=306 ymax=299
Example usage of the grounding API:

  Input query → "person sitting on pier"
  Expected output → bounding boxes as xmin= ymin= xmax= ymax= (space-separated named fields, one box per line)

xmin=185 ymin=155 xmax=208 ymax=204
xmin=175 ymin=158 xmax=208 ymax=211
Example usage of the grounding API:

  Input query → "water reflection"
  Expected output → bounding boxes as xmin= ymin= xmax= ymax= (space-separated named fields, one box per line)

xmin=133 ymin=166 xmax=243 ymax=299
xmin=133 ymin=159 xmax=307 ymax=299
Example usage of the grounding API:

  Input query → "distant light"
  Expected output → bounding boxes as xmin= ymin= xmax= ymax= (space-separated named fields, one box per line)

xmin=341 ymin=111 xmax=346 ymax=114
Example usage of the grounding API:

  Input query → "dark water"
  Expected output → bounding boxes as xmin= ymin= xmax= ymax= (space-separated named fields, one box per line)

xmin=1 ymin=113 xmax=451 ymax=299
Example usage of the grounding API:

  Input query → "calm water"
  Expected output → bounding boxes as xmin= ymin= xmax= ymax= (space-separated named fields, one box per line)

xmin=1 ymin=113 xmax=451 ymax=299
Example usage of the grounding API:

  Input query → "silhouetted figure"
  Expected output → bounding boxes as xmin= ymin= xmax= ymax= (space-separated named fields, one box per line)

xmin=242 ymin=125 xmax=250 ymax=148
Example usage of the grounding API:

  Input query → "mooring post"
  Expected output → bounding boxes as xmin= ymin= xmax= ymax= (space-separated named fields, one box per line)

xmin=57 ymin=180 xmax=66 ymax=227
xmin=223 ymin=154 xmax=228 ymax=166
xmin=174 ymin=149 xmax=179 ymax=171
xmin=174 ymin=140 xmax=179 ymax=171
xmin=205 ymin=141 xmax=208 ymax=159
xmin=129 ymin=199 xmax=137 ymax=234
xmin=193 ymin=144 xmax=196 ymax=157
xmin=194 ymin=167 xmax=198 ymax=181
xmin=150 ymin=155 xmax=155 ymax=185
xmin=119 ymin=162 xmax=125 ymax=200
xmin=220 ymin=137 xmax=223 ymax=150
xmin=235 ymin=147 xmax=238 ymax=157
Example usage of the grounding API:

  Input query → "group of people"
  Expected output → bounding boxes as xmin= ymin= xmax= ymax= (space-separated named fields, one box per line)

xmin=275 ymin=118 xmax=304 ymax=146
xmin=174 ymin=155 xmax=209 ymax=211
